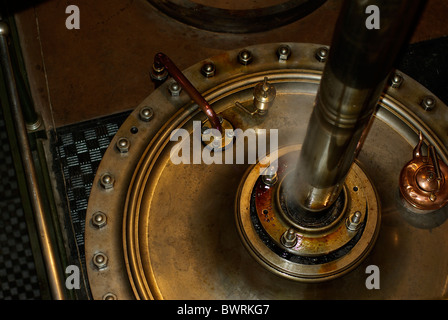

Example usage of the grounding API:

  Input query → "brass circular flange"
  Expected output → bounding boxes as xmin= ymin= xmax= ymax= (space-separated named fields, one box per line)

xmin=235 ymin=145 xmax=381 ymax=282
xmin=85 ymin=43 xmax=448 ymax=300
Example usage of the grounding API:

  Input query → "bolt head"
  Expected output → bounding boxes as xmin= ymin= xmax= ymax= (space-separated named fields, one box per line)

xmin=390 ymin=73 xmax=403 ymax=88
xmin=281 ymin=228 xmax=298 ymax=248
xmin=346 ymin=211 xmax=363 ymax=231
xmin=93 ymin=252 xmax=108 ymax=270
xmin=201 ymin=62 xmax=216 ymax=78
xmin=169 ymin=82 xmax=181 ymax=96
xmin=238 ymin=49 xmax=253 ymax=65
xmin=103 ymin=293 xmax=117 ymax=300
xmin=92 ymin=211 xmax=107 ymax=228
xmin=315 ymin=47 xmax=329 ymax=62
xmin=277 ymin=45 xmax=291 ymax=61
xmin=422 ymin=96 xmax=436 ymax=111
xmin=100 ymin=173 xmax=114 ymax=189
xmin=139 ymin=106 xmax=154 ymax=121
xmin=116 ymin=137 xmax=130 ymax=153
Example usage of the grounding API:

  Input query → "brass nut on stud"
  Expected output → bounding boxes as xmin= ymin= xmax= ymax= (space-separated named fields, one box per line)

xmin=315 ymin=47 xmax=329 ymax=62
xmin=93 ymin=252 xmax=108 ymax=270
xmin=421 ymin=96 xmax=436 ymax=111
xmin=103 ymin=293 xmax=117 ymax=300
xmin=168 ymin=82 xmax=181 ymax=96
xmin=238 ymin=49 xmax=253 ymax=65
xmin=92 ymin=211 xmax=107 ymax=228
xmin=139 ymin=106 xmax=154 ymax=121
xmin=390 ymin=73 xmax=403 ymax=88
xmin=346 ymin=211 xmax=363 ymax=231
xmin=201 ymin=62 xmax=216 ymax=78
xmin=100 ymin=173 xmax=114 ymax=190
xmin=116 ymin=137 xmax=130 ymax=153
xmin=281 ymin=228 xmax=298 ymax=248
xmin=150 ymin=64 xmax=168 ymax=81
xmin=277 ymin=45 xmax=291 ymax=61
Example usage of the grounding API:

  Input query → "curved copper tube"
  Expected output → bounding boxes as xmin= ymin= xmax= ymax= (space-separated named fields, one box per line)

xmin=154 ymin=52 xmax=222 ymax=132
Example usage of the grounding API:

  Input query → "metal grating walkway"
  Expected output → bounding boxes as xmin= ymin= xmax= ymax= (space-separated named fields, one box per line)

xmin=0 ymin=108 xmax=42 ymax=300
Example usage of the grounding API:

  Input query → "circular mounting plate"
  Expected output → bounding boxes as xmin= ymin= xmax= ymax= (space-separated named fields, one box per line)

xmin=235 ymin=145 xmax=380 ymax=283
xmin=85 ymin=43 xmax=448 ymax=300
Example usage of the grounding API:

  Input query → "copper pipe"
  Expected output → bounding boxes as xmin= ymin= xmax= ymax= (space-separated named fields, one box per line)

xmin=154 ymin=52 xmax=222 ymax=132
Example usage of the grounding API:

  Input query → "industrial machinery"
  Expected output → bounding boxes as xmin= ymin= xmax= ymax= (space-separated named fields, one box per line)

xmin=1 ymin=0 xmax=448 ymax=300
xmin=84 ymin=1 xmax=448 ymax=299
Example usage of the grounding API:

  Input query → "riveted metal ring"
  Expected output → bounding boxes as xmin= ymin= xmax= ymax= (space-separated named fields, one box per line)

xmin=85 ymin=43 xmax=448 ymax=300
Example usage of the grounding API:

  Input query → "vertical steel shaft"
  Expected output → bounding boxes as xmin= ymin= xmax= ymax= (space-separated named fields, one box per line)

xmin=292 ymin=0 xmax=424 ymax=211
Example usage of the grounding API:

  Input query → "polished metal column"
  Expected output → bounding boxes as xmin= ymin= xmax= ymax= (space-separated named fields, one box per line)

xmin=292 ymin=0 xmax=425 ymax=211
xmin=0 ymin=21 xmax=66 ymax=300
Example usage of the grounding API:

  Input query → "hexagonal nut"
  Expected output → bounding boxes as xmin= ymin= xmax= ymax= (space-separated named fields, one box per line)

xmin=93 ymin=252 xmax=108 ymax=270
xmin=421 ymin=96 xmax=436 ymax=111
xmin=277 ymin=45 xmax=291 ymax=61
xmin=201 ymin=62 xmax=216 ymax=78
xmin=116 ymin=137 xmax=130 ymax=153
xmin=280 ymin=228 xmax=297 ymax=248
xmin=346 ymin=211 xmax=363 ymax=232
xmin=315 ymin=47 xmax=329 ymax=62
xmin=92 ymin=211 xmax=107 ymax=228
xmin=168 ymin=82 xmax=182 ymax=96
xmin=238 ymin=49 xmax=253 ymax=65
xmin=150 ymin=64 xmax=168 ymax=81
xmin=390 ymin=73 xmax=403 ymax=88
xmin=100 ymin=173 xmax=115 ymax=190
xmin=139 ymin=106 xmax=154 ymax=122
xmin=103 ymin=293 xmax=117 ymax=300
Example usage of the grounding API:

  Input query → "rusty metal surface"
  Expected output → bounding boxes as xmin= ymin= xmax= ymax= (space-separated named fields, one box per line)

xmin=236 ymin=146 xmax=380 ymax=282
xmin=12 ymin=0 xmax=448 ymax=129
